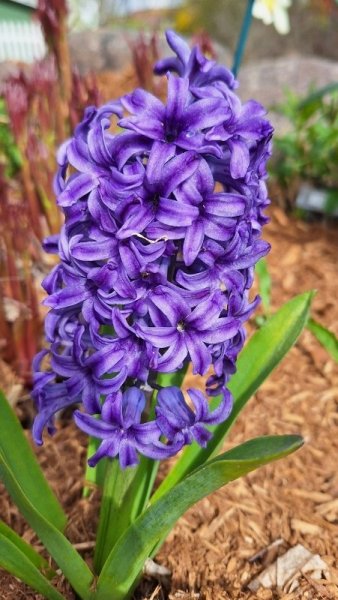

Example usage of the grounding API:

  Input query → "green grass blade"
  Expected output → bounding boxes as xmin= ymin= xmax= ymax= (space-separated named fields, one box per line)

xmin=307 ymin=318 xmax=338 ymax=362
xmin=0 ymin=452 xmax=94 ymax=600
xmin=152 ymin=291 xmax=313 ymax=501
xmin=0 ymin=519 xmax=54 ymax=578
xmin=0 ymin=390 xmax=66 ymax=531
xmin=0 ymin=534 xmax=65 ymax=600
xmin=95 ymin=435 xmax=303 ymax=600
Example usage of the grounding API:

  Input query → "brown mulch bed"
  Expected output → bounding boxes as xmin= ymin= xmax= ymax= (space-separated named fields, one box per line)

xmin=0 ymin=206 xmax=337 ymax=599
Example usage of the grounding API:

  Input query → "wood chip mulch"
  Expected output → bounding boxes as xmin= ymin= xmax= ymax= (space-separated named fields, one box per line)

xmin=0 ymin=206 xmax=337 ymax=600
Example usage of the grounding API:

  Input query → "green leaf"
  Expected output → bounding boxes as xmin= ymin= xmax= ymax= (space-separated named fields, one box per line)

xmin=0 ymin=519 xmax=54 ymax=578
xmin=152 ymin=291 xmax=313 ymax=501
xmin=95 ymin=435 xmax=303 ymax=600
xmin=0 ymin=390 xmax=66 ymax=531
xmin=0 ymin=534 xmax=65 ymax=600
xmin=307 ymin=318 xmax=338 ymax=362
xmin=324 ymin=189 xmax=338 ymax=215
xmin=0 ymin=453 xmax=94 ymax=600
xmin=255 ymin=258 xmax=271 ymax=312
xmin=297 ymin=82 xmax=338 ymax=111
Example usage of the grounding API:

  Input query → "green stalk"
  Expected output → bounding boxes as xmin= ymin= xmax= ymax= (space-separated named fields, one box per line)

xmin=92 ymin=392 xmax=159 ymax=573
xmin=83 ymin=437 xmax=107 ymax=499
xmin=93 ymin=365 xmax=189 ymax=575
xmin=93 ymin=459 xmax=135 ymax=574
xmin=232 ymin=0 xmax=255 ymax=77
xmin=117 ymin=368 xmax=190 ymax=524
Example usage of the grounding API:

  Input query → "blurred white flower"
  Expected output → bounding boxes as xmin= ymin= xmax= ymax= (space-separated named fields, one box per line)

xmin=252 ymin=0 xmax=292 ymax=35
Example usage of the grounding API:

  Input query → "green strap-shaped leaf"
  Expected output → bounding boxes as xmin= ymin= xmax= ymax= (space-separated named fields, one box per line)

xmin=0 ymin=519 xmax=54 ymax=578
xmin=0 ymin=453 xmax=94 ymax=600
xmin=0 ymin=534 xmax=65 ymax=600
xmin=94 ymin=435 xmax=303 ymax=600
xmin=0 ymin=390 xmax=66 ymax=531
xmin=152 ymin=291 xmax=313 ymax=501
xmin=307 ymin=317 xmax=338 ymax=362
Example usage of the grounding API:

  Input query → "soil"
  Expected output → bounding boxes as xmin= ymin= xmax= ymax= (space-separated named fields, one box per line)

xmin=0 ymin=206 xmax=337 ymax=600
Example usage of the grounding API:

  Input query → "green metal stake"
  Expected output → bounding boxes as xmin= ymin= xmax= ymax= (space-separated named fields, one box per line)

xmin=232 ymin=0 xmax=255 ymax=77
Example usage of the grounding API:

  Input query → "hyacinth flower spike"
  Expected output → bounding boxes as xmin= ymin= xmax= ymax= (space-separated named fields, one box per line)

xmin=32 ymin=28 xmax=273 ymax=470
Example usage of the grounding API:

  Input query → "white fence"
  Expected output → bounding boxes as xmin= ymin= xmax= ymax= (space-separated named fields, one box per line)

xmin=0 ymin=21 xmax=46 ymax=63
xmin=113 ymin=0 xmax=183 ymax=15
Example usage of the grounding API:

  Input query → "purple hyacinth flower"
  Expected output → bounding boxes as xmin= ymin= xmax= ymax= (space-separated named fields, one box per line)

xmin=174 ymin=158 xmax=247 ymax=265
xmin=32 ymin=350 xmax=81 ymax=444
xmin=156 ymin=386 xmax=233 ymax=447
xmin=137 ymin=286 xmax=241 ymax=375
xmin=154 ymin=30 xmax=237 ymax=91
xmin=120 ymin=73 xmax=226 ymax=156
xmin=74 ymin=388 xmax=174 ymax=468
xmin=206 ymin=97 xmax=274 ymax=179
xmin=115 ymin=141 xmax=200 ymax=240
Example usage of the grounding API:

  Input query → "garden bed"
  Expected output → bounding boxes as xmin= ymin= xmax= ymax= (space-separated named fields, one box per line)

xmin=0 ymin=206 xmax=337 ymax=599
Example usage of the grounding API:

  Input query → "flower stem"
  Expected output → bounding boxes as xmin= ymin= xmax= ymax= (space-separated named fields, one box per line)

xmin=82 ymin=436 xmax=107 ymax=498
xmin=92 ymin=366 xmax=190 ymax=575
xmin=93 ymin=458 xmax=135 ymax=574
xmin=232 ymin=0 xmax=255 ymax=77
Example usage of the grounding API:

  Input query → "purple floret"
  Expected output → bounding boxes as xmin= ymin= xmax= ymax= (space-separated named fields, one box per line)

xmin=32 ymin=30 xmax=272 ymax=468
